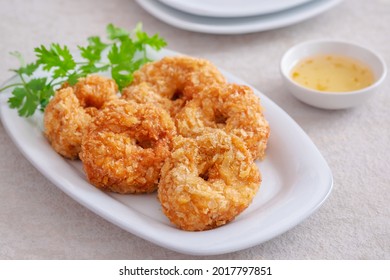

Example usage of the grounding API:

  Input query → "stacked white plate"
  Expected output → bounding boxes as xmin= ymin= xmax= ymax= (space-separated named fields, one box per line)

xmin=136 ymin=0 xmax=342 ymax=34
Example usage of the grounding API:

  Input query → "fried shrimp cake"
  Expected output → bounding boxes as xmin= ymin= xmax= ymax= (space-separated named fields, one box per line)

xmin=122 ymin=56 xmax=226 ymax=117
xmin=176 ymin=84 xmax=270 ymax=160
xmin=73 ymin=74 xmax=118 ymax=108
xmin=80 ymin=99 xmax=176 ymax=194
xmin=44 ymin=75 xmax=118 ymax=159
xmin=44 ymin=87 xmax=93 ymax=159
xmin=158 ymin=130 xmax=261 ymax=231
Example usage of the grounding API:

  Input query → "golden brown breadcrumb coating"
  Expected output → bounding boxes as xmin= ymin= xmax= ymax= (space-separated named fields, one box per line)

xmin=73 ymin=74 xmax=118 ymax=108
xmin=122 ymin=56 xmax=226 ymax=117
xmin=122 ymin=82 xmax=184 ymax=117
xmin=44 ymin=87 xmax=94 ymax=159
xmin=80 ymin=99 xmax=176 ymax=194
xmin=158 ymin=130 xmax=261 ymax=231
xmin=43 ymin=75 xmax=118 ymax=159
xmin=176 ymin=84 xmax=270 ymax=160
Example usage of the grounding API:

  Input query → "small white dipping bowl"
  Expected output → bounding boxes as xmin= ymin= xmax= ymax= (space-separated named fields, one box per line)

xmin=280 ymin=40 xmax=387 ymax=109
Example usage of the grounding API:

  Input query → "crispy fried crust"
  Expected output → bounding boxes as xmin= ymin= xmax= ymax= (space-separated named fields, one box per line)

xmin=43 ymin=75 xmax=118 ymax=159
xmin=122 ymin=82 xmax=184 ymax=118
xmin=176 ymin=84 xmax=270 ymax=160
xmin=122 ymin=56 xmax=226 ymax=117
xmin=158 ymin=130 xmax=261 ymax=231
xmin=73 ymin=75 xmax=118 ymax=108
xmin=80 ymin=99 xmax=176 ymax=194
xmin=44 ymin=87 xmax=93 ymax=159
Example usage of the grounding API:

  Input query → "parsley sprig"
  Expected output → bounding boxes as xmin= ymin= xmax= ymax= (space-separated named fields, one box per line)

xmin=0 ymin=23 xmax=167 ymax=117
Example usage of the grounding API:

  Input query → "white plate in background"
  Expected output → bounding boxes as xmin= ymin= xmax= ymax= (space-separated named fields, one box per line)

xmin=137 ymin=0 xmax=342 ymax=34
xmin=158 ymin=0 xmax=314 ymax=18
xmin=0 ymin=49 xmax=333 ymax=255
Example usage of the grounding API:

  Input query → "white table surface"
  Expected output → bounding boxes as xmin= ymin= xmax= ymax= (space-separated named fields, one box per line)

xmin=0 ymin=0 xmax=389 ymax=259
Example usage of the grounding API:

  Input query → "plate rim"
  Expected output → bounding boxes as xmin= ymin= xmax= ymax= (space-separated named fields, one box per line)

xmin=157 ymin=0 xmax=315 ymax=18
xmin=136 ymin=0 xmax=342 ymax=34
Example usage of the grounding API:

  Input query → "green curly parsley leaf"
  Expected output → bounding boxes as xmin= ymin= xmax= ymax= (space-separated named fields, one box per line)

xmin=106 ymin=23 xmax=130 ymax=41
xmin=0 ymin=23 xmax=167 ymax=117
xmin=79 ymin=36 xmax=109 ymax=63
xmin=134 ymin=23 xmax=167 ymax=52
xmin=9 ymin=51 xmax=39 ymax=76
xmin=35 ymin=44 xmax=76 ymax=78
xmin=8 ymin=78 xmax=53 ymax=117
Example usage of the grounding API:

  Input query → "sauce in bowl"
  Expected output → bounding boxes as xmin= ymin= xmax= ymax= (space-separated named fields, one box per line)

xmin=291 ymin=54 xmax=374 ymax=92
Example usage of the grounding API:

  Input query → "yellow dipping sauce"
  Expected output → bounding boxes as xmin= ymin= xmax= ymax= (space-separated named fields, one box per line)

xmin=291 ymin=54 xmax=375 ymax=92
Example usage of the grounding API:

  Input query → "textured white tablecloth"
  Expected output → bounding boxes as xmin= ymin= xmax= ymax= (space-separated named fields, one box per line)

xmin=0 ymin=0 xmax=389 ymax=259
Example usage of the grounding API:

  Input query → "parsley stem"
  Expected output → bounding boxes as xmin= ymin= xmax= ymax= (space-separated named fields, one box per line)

xmin=18 ymin=73 xmax=34 ymax=98
xmin=0 ymin=83 xmax=24 ymax=93
xmin=143 ymin=48 xmax=147 ymax=61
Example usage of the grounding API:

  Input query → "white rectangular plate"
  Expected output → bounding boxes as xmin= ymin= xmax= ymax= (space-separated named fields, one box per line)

xmin=0 ymin=49 xmax=333 ymax=255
